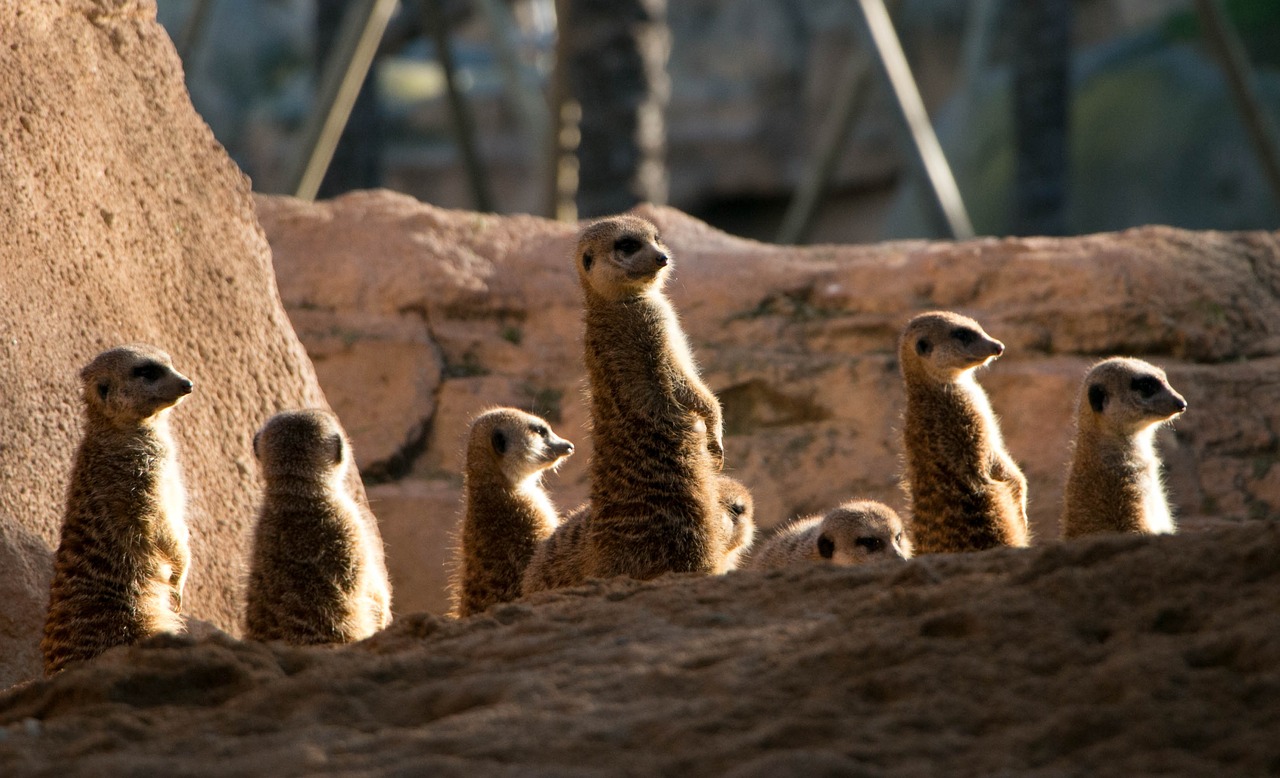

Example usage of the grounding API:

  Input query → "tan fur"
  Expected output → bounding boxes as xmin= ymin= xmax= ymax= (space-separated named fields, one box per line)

xmin=523 ymin=474 xmax=753 ymax=593
xmin=1061 ymin=358 xmax=1187 ymax=538
xmin=453 ymin=408 xmax=574 ymax=617
xmin=743 ymin=501 xmax=910 ymax=570
xmin=576 ymin=215 xmax=725 ymax=580
xmin=244 ymin=409 xmax=392 ymax=644
xmin=899 ymin=311 xmax=1029 ymax=553
xmin=41 ymin=345 xmax=193 ymax=676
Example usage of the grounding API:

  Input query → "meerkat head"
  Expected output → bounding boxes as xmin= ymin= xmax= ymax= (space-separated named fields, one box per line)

xmin=814 ymin=501 xmax=912 ymax=564
xmin=1079 ymin=357 xmax=1187 ymax=436
xmin=468 ymin=408 xmax=574 ymax=488
xmin=900 ymin=311 xmax=1004 ymax=383
xmin=717 ymin=475 xmax=756 ymax=554
xmin=79 ymin=344 xmax=193 ymax=426
xmin=253 ymin=409 xmax=351 ymax=482
xmin=575 ymin=215 xmax=671 ymax=300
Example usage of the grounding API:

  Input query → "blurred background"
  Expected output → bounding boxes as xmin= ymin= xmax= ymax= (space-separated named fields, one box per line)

xmin=157 ymin=0 xmax=1280 ymax=243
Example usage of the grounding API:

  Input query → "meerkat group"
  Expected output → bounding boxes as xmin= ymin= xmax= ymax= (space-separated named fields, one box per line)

xmin=38 ymin=214 xmax=1191 ymax=676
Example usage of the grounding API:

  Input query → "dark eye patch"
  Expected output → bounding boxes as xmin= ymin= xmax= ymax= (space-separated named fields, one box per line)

xmin=728 ymin=501 xmax=746 ymax=517
xmin=615 ymin=237 xmax=643 ymax=254
xmin=530 ymin=424 xmax=549 ymax=437
xmin=491 ymin=428 xmax=508 ymax=455
xmin=817 ymin=534 xmax=835 ymax=559
xmin=132 ymin=362 xmax=164 ymax=381
xmin=856 ymin=536 xmax=885 ymax=553
xmin=1088 ymin=384 xmax=1108 ymax=413
xmin=1131 ymin=376 xmax=1161 ymax=398
xmin=97 ymin=381 xmax=110 ymax=400
xmin=951 ymin=328 xmax=978 ymax=345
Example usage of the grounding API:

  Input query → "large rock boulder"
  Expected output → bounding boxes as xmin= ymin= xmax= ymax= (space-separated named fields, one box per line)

xmin=0 ymin=1 xmax=340 ymax=686
xmin=257 ymin=190 xmax=1280 ymax=617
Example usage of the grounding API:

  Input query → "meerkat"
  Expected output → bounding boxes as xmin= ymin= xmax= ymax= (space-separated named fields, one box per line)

xmin=899 ymin=311 xmax=1029 ymax=554
xmin=1061 ymin=358 xmax=1187 ymax=538
xmin=41 ymin=345 xmax=194 ymax=676
xmin=576 ymin=215 xmax=726 ymax=581
xmin=452 ymin=408 xmax=575 ymax=617
xmin=244 ymin=409 xmax=392 ymax=645
xmin=743 ymin=501 xmax=911 ymax=570
xmin=523 ymin=474 xmax=754 ymax=593
xmin=713 ymin=475 xmax=756 ymax=573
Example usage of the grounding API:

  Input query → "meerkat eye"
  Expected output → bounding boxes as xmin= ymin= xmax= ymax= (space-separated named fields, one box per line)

xmin=856 ymin=537 xmax=885 ymax=553
xmin=615 ymin=236 xmax=643 ymax=255
xmin=951 ymin=328 xmax=978 ymax=345
xmin=132 ymin=362 xmax=164 ymax=382
xmin=817 ymin=534 xmax=835 ymax=559
xmin=1131 ymin=376 xmax=1161 ymax=398
xmin=582 ymin=252 xmax=593 ymax=271
xmin=915 ymin=338 xmax=932 ymax=356
xmin=529 ymin=424 xmax=549 ymax=438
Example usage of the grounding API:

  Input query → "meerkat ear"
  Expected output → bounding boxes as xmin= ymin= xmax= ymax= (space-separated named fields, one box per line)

xmin=491 ymin=428 xmax=507 ymax=455
xmin=915 ymin=338 xmax=932 ymax=357
xmin=97 ymin=381 xmax=110 ymax=400
xmin=1088 ymin=384 xmax=1108 ymax=413
xmin=252 ymin=430 xmax=262 ymax=460
xmin=582 ymin=252 xmax=593 ymax=271
xmin=331 ymin=433 xmax=345 ymax=465
xmin=817 ymin=534 xmax=835 ymax=559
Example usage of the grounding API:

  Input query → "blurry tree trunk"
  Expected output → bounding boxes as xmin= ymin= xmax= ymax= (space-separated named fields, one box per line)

xmin=316 ymin=0 xmax=384 ymax=198
xmin=562 ymin=0 xmax=670 ymax=218
xmin=1011 ymin=0 xmax=1070 ymax=236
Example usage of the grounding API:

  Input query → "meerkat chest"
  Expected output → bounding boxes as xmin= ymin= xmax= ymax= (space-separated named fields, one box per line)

xmin=1136 ymin=441 xmax=1175 ymax=534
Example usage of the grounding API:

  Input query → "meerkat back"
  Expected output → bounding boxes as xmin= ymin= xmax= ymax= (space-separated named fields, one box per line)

xmin=41 ymin=345 xmax=194 ymax=676
xmin=245 ymin=409 xmax=388 ymax=644
xmin=898 ymin=311 xmax=1029 ymax=554
xmin=1061 ymin=357 xmax=1187 ymax=538
xmin=575 ymin=215 xmax=725 ymax=580
xmin=454 ymin=408 xmax=574 ymax=616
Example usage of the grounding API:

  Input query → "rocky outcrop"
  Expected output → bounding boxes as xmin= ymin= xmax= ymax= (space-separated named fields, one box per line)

xmin=0 ymin=1 xmax=342 ymax=686
xmin=257 ymin=190 xmax=1280 ymax=616
xmin=2 ymin=522 xmax=1278 ymax=774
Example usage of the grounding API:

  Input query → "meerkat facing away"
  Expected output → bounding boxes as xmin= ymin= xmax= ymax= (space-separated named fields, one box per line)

xmin=523 ymin=474 xmax=754 ymax=593
xmin=244 ymin=409 xmax=392 ymax=644
xmin=1061 ymin=358 xmax=1187 ymax=538
xmin=743 ymin=501 xmax=911 ymax=570
xmin=899 ymin=311 xmax=1029 ymax=554
xmin=713 ymin=475 xmax=756 ymax=573
xmin=577 ymin=215 xmax=725 ymax=581
xmin=453 ymin=408 xmax=574 ymax=617
xmin=41 ymin=345 xmax=194 ymax=676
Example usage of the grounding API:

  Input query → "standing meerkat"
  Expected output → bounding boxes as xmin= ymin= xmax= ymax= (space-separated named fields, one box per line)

xmin=743 ymin=501 xmax=911 ymax=570
xmin=577 ymin=215 xmax=726 ymax=581
xmin=41 ymin=345 xmax=193 ymax=676
xmin=899 ymin=311 xmax=1029 ymax=554
xmin=523 ymin=474 xmax=754 ymax=593
xmin=244 ymin=409 xmax=392 ymax=645
xmin=1061 ymin=358 xmax=1187 ymax=538
xmin=453 ymin=408 xmax=574 ymax=617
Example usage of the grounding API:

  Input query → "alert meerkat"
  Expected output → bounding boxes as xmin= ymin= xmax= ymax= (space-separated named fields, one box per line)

xmin=743 ymin=501 xmax=911 ymax=570
xmin=453 ymin=408 xmax=574 ymax=617
xmin=899 ymin=311 xmax=1029 ymax=554
xmin=576 ymin=215 xmax=726 ymax=580
xmin=522 ymin=474 xmax=755 ymax=593
xmin=41 ymin=344 xmax=193 ymax=676
xmin=1061 ymin=358 xmax=1187 ymax=538
xmin=244 ymin=409 xmax=392 ymax=645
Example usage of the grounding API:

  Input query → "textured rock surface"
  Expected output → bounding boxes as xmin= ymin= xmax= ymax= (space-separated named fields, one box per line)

xmin=0 ymin=0 xmax=342 ymax=686
xmin=2 ymin=523 xmax=1279 ymax=775
xmin=258 ymin=191 xmax=1280 ymax=617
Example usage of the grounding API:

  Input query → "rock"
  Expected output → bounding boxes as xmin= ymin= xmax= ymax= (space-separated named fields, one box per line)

xmin=256 ymin=192 xmax=1280 ymax=617
xmin=2 ymin=523 xmax=1279 ymax=773
xmin=0 ymin=1 xmax=344 ymax=686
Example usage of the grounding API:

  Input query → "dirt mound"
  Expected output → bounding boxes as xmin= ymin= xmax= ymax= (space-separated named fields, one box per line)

xmin=2 ymin=523 xmax=1278 ymax=775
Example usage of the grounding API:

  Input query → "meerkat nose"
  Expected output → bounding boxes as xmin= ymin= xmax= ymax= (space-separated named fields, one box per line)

xmin=178 ymin=379 xmax=194 ymax=395
xmin=992 ymin=340 xmax=1005 ymax=357
xmin=558 ymin=441 xmax=575 ymax=456
xmin=1174 ymin=397 xmax=1187 ymax=413
xmin=654 ymin=252 xmax=669 ymax=267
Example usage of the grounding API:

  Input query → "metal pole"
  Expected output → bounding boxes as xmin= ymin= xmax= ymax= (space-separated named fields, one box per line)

xmin=286 ymin=0 xmax=397 ymax=201
xmin=425 ymin=0 xmax=496 ymax=212
xmin=775 ymin=50 xmax=873 ymax=245
xmin=1195 ymin=0 xmax=1280 ymax=208
xmin=544 ymin=0 xmax=578 ymax=221
xmin=853 ymin=0 xmax=974 ymax=239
